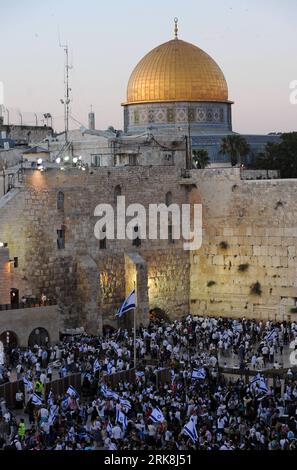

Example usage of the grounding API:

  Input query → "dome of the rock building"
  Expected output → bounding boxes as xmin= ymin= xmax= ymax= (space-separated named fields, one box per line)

xmin=125 ymin=38 xmax=229 ymax=104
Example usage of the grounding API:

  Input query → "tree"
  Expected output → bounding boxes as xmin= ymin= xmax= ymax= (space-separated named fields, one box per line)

xmin=253 ymin=133 xmax=297 ymax=178
xmin=219 ymin=135 xmax=250 ymax=166
xmin=192 ymin=149 xmax=210 ymax=169
xmin=253 ymin=142 xmax=279 ymax=171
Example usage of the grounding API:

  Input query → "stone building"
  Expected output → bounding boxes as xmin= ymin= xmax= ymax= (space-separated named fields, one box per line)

xmin=0 ymin=22 xmax=294 ymax=347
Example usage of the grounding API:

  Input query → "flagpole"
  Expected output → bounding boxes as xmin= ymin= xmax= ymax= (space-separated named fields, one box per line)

xmin=134 ymin=281 xmax=137 ymax=370
xmin=134 ymin=306 xmax=136 ymax=370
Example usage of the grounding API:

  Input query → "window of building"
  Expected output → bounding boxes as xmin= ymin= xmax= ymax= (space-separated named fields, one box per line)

xmin=165 ymin=191 xmax=172 ymax=206
xmin=57 ymin=228 xmax=65 ymax=249
xmin=163 ymin=152 xmax=173 ymax=163
xmin=91 ymin=154 xmax=102 ymax=167
xmin=129 ymin=154 xmax=137 ymax=166
xmin=132 ymin=225 xmax=141 ymax=247
xmin=57 ymin=191 xmax=64 ymax=211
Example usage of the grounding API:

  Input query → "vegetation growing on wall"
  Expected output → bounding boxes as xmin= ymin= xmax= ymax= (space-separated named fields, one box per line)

xmin=250 ymin=281 xmax=262 ymax=296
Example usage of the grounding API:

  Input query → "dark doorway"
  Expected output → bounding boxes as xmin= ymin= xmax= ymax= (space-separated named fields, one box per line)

xmin=28 ymin=327 xmax=50 ymax=348
xmin=10 ymin=288 xmax=19 ymax=308
xmin=0 ymin=331 xmax=18 ymax=348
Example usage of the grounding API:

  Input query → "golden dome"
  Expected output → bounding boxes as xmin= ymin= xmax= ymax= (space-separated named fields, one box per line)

xmin=125 ymin=38 xmax=229 ymax=104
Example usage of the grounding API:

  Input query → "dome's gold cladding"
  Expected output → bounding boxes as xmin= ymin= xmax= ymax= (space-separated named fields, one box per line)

xmin=126 ymin=39 xmax=228 ymax=104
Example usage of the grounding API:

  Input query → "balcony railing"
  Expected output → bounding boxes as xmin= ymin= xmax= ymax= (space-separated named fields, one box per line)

xmin=0 ymin=298 xmax=56 ymax=311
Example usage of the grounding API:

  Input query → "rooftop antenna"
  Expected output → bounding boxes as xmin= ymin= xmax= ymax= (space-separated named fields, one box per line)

xmin=58 ymin=30 xmax=72 ymax=143
xmin=174 ymin=17 xmax=178 ymax=39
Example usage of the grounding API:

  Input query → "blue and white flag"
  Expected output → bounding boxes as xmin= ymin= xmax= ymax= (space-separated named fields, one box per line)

xmin=136 ymin=371 xmax=145 ymax=378
xmin=116 ymin=409 xmax=128 ymax=430
xmin=47 ymin=390 xmax=54 ymax=405
xmin=31 ymin=392 xmax=43 ymax=406
xmin=257 ymin=377 xmax=268 ymax=395
xmin=48 ymin=410 xmax=56 ymax=426
xmin=183 ymin=416 xmax=198 ymax=444
xmin=250 ymin=373 xmax=261 ymax=388
xmin=93 ymin=359 xmax=101 ymax=373
xmin=61 ymin=396 xmax=69 ymax=411
xmin=192 ymin=368 xmax=206 ymax=380
xmin=150 ymin=407 xmax=165 ymax=423
xmin=116 ymin=290 xmax=136 ymax=318
xmin=250 ymin=374 xmax=268 ymax=396
xmin=23 ymin=376 xmax=33 ymax=390
xmin=84 ymin=372 xmax=92 ymax=382
xmin=119 ymin=398 xmax=132 ymax=411
xmin=66 ymin=385 xmax=80 ymax=399
xmin=107 ymin=419 xmax=113 ymax=437
xmin=101 ymin=384 xmax=108 ymax=396
xmin=101 ymin=384 xmax=119 ymax=400
xmin=266 ymin=328 xmax=277 ymax=342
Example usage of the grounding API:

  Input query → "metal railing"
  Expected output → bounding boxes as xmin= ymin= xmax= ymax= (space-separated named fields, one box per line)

xmin=0 ymin=299 xmax=57 ymax=311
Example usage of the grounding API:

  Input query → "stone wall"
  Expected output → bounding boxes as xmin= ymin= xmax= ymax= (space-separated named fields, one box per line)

xmin=0 ymin=125 xmax=52 ymax=144
xmin=0 ymin=165 xmax=190 ymax=331
xmin=0 ymin=248 xmax=11 ymax=304
xmin=0 ymin=305 xmax=59 ymax=347
xmin=190 ymin=168 xmax=297 ymax=322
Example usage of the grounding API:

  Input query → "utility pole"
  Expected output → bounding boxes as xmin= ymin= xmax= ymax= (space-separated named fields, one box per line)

xmin=59 ymin=41 xmax=71 ymax=143
xmin=187 ymin=120 xmax=192 ymax=169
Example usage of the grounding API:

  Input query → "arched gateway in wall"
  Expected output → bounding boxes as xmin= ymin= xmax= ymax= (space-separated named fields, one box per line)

xmin=28 ymin=327 xmax=50 ymax=348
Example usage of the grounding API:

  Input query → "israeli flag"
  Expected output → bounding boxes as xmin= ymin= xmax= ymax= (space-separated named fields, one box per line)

xmin=258 ymin=377 xmax=268 ymax=394
xmin=23 ymin=376 xmax=33 ymax=390
xmin=119 ymin=398 xmax=132 ymax=411
xmin=136 ymin=371 xmax=145 ymax=377
xmin=61 ymin=396 xmax=69 ymax=411
xmin=31 ymin=392 xmax=43 ymax=406
xmin=84 ymin=372 xmax=92 ymax=382
xmin=101 ymin=384 xmax=119 ymax=400
xmin=183 ymin=416 xmax=198 ymax=444
xmin=150 ymin=407 xmax=165 ymax=423
xmin=266 ymin=328 xmax=277 ymax=342
xmin=116 ymin=290 xmax=136 ymax=317
xmin=250 ymin=374 xmax=268 ymax=396
xmin=101 ymin=384 xmax=108 ymax=396
xmin=93 ymin=359 xmax=101 ymax=373
xmin=116 ymin=409 xmax=128 ymax=430
xmin=66 ymin=385 xmax=80 ymax=399
xmin=250 ymin=373 xmax=262 ymax=388
xmin=107 ymin=419 xmax=113 ymax=437
xmin=47 ymin=390 xmax=54 ymax=405
xmin=235 ymin=323 xmax=243 ymax=332
xmin=192 ymin=368 xmax=206 ymax=380
xmin=48 ymin=412 xmax=56 ymax=426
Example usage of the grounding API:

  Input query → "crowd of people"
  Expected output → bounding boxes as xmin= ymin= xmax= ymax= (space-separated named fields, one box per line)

xmin=0 ymin=315 xmax=297 ymax=450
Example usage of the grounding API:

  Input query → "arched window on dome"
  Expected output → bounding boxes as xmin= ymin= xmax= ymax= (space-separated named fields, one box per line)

xmin=165 ymin=191 xmax=172 ymax=207
xmin=57 ymin=191 xmax=64 ymax=212
xmin=114 ymin=185 xmax=121 ymax=203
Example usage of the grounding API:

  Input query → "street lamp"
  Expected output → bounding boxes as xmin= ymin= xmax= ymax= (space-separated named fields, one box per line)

xmin=43 ymin=113 xmax=52 ymax=128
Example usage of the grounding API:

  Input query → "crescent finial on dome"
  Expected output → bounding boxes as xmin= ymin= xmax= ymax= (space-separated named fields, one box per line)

xmin=174 ymin=17 xmax=178 ymax=39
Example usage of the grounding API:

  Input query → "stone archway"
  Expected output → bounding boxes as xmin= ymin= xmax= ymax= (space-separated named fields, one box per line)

xmin=0 ymin=330 xmax=18 ymax=349
xmin=28 ymin=327 xmax=50 ymax=348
